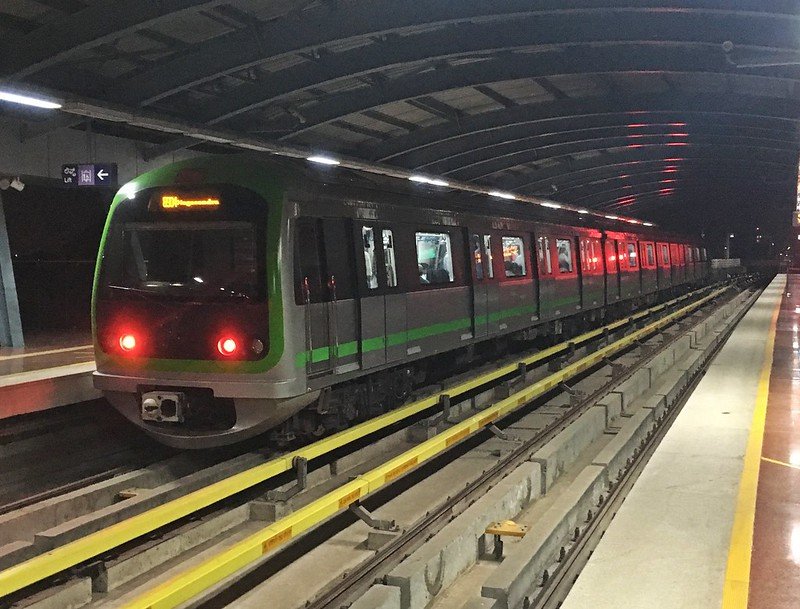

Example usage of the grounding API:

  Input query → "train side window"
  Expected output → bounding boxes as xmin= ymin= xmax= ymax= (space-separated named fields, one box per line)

xmin=695 ymin=247 xmax=701 ymax=262
xmin=471 ymin=234 xmax=484 ymax=280
xmin=556 ymin=238 xmax=573 ymax=273
xmin=701 ymin=247 xmax=707 ymax=261
xmin=537 ymin=237 xmax=552 ymax=275
xmin=416 ymin=231 xmax=454 ymax=285
xmin=606 ymin=240 xmax=619 ymax=272
xmin=686 ymin=246 xmax=693 ymax=263
xmin=483 ymin=235 xmax=495 ymax=278
xmin=580 ymin=240 xmax=587 ymax=272
xmin=502 ymin=236 xmax=526 ymax=277
xmin=627 ymin=242 xmax=638 ymax=267
xmin=295 ymin=217 xmax=327 ymax=304
xmin=362 ymin=226 xmax=379 ymax=289
xmin=645 ymin=243 xmax=655 ymax=267
xmin=382 ymin=229 xmax=397 ymax=288
xmin=660 ymin=244 xmax=670 ymax=266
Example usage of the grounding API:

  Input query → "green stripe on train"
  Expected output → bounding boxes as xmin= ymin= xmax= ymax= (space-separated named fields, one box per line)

xmin=295 ymin=301 xmax=553 ymax=368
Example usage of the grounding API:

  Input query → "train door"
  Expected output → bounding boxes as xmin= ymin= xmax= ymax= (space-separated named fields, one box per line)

xmin=535 ymin=233 xmax=556 ymax=319
xmin=295 ymin=217 xmax=358 ymax=376
xmin=358 ymin=224 xmax=407 ymax=369
xmin=470 ymin=232 xmax=493 ymax=338
xmin=656 ymin=242 xmax=672 ymax=289
xmin=604 ymin=238 xmax=620 ymax=303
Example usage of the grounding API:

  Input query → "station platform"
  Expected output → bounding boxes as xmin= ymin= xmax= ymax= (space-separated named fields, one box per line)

xmin=0 ymin=333 xmax=98 ymax=420
xmin=560 ymin=274 xmax=793 ymax=609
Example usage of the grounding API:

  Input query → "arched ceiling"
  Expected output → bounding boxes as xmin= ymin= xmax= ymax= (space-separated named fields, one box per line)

xmin=1 ymin=0 xmax=799 ymax=228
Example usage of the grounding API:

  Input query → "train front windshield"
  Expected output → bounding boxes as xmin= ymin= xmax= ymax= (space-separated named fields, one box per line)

xmin=115 ymin=222 xmax=258 ymax=301
xmin=99 ymin=185 xmax=268 ymax=303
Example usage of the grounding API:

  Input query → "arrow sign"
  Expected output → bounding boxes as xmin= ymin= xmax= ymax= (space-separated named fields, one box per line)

xmin=62 ymin=163 xmax=118 ymax=187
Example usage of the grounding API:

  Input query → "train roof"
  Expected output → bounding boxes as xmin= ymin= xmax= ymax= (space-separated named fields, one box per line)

xmin=136 ymin=154 xmax=701 ymax=244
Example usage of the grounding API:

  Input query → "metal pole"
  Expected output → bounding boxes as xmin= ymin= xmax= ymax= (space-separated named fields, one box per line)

xmin=0 ymin=192 xmax=24 ymax=347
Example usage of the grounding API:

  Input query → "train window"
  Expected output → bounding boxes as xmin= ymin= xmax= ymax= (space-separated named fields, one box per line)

xmin=627 ymin=243 xmax=638 ymax=267
xmin=537 ymin=237 xmax=552 ymax=275
xmin=701 ymin=247 xmax=707 ymax=261
xmin=580 ymin=240 xmax=586 ymax=272
xmin=660 ymin=244 xmax=670 ymax=266
xmin=471 ymin=234 xmax=484 ymax=280
xmin=483 ymin=235 xmax=495 ymax=278
xmin=645 ymin=243 xmax=655 ymax=267
xmin=590 ymin=240 xmax=600 ymax=272
xmin=606 ymin=240 xmax=619 ymax=272
xmin=416 ymin=232 xmax=454 ymax=285
xmin=556 ymin=238 xmax=573 ymax=273
xmin=362 ymin=226 xmax=379 ymax=289
xmin=295 ymin=218 xmax=327 ymax=304
xmin=502 ymin=236 xmax=526 ymax=277
xmin=686 ymin=246 xmax=693 ymax=263
xmin=695 ymin=247 xmax=701 ymax=262
xmin=382 ymin=229 xmax=397 ymax=288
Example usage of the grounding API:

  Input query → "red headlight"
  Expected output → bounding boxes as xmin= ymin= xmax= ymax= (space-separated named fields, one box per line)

xmin=217 ymin=337 xmax=237 ymax=356
xmin=119 ymin=334 xmax=137 ymax=352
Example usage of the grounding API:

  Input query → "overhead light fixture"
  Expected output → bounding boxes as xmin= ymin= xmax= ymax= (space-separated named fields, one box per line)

xmin=307 ymin=155 xmax=341 ymax=166
xmin=0 ymin=89 xmax=62 ymax=110
xmin=488 ymin=191 xmax=517 ymax=200
xmin=540 ymin=202 xmax=562 ymax=209
xmin=605 ymin=214 xmax=619 ymax=220
xmin=9 ymin=177 xmax=24 ymax=192
xmin=409 ymin=175 xmax=449 ymax=187
xmin=643 ymin=222 xmax=654 ymax=227
xmin=577 ymin=209 xmax=590 ymax=214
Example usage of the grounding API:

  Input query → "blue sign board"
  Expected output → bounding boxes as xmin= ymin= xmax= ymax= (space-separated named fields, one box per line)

xmin=62 ymin=163 xmax=118 ymax=187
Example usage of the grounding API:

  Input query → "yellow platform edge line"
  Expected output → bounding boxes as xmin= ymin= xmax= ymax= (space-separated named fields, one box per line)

xmin=0 ymin=287 xmax=718 ymax=599
xmin=721 ymin=276 xmax=784 ymax=609
xmin=124 ymin=289 xmax=722 ymax=609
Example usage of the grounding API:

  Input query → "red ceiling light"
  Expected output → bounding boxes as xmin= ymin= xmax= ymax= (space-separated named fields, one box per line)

xmin=119 ymin=334 xmax=137 ymax=352
xmin=217 ymin=337 xmax=238 ymax=356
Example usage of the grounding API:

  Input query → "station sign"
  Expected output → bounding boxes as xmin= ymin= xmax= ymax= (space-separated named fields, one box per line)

xmin=62 ymin=163 xmax=118 ymax=187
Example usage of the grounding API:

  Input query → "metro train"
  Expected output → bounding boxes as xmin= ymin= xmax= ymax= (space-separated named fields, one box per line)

xmin=91 ymin=155 xmax=709 ymax=448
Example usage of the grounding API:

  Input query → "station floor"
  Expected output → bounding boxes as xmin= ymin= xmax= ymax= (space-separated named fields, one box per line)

xmin=560 ymin=274 xmax=795 ymax=609
xmin=0 ymin=332 xmax=96 ymax=419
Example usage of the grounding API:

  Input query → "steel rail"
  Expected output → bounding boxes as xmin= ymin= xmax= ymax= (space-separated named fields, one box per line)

xmin=531 ymin=285 xmax=762 ymax=609
xmin=120 ymin=287 xmax=727 ymax=609
xmin=0 ymin=284 xmax=715 ymax=600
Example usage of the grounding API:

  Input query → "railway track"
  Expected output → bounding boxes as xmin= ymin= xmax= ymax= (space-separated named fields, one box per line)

xmin=0 ymin=278 xmax=759 ymax=609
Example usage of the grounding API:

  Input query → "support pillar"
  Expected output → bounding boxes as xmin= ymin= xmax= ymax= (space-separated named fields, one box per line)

xmin=0 ymin=192 xmax=24 ymax=347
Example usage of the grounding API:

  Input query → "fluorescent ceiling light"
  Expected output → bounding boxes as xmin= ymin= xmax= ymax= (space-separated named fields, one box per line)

xmin=604 ymin=214 xmax=619 ymax=220
xmin=577 ymin=209 xmax=589 ymax=214
xmin=540 ymin=202 xmax=562 ymax=209
xmin=643 ymin=222 xmax=654 ymax=227
xmin=409 ymin=175 xmax=449 ymax=187
xmin=0 ymin=90 xmax=62 ymax=109
xmin=307 ymin=155 xmax=340 ymax=166
xmin=488 ymin=191 xmax=517 ymax=200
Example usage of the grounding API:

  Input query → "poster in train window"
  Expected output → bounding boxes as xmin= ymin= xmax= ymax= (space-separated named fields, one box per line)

xmin=362 ymin=226 xmax=379 ymax=289
xmin=416 ymin=232 xmax=454 ymax=284
xmin=502 ymin=236 xmax=526 ymax=277
xmin=556 ymin=238 xmax=573 ymax=273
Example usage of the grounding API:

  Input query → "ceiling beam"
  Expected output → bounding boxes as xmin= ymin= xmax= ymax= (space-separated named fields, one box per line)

xmin=363 ymin=93 xmax=800 ymax=165
xmin=113 ymin=2 xmax=800 ymax=105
